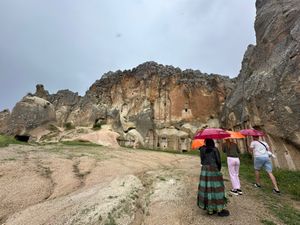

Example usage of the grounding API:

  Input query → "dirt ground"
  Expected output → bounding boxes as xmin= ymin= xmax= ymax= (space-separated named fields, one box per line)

xmin=0 ymin=144 xmax=283 ymax=225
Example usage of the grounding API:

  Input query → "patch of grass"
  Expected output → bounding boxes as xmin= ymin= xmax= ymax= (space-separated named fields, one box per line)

xmin=238 ymin=153 xmax=300 ymax=200
xmin=157 ymin=176 xmax=166 ymax=181
xmin=269 ymin=202 xmax=300 ymax=225
xmin=273 ymin=169 xmax=300 ymax=200
xmin=237 ymin=153 xmax=300 ymax=224
xmin=184 ymin=150 xmax=199 ymax=156
xmin=137 ymin=146 xmax=184 ymax=155
xmin=0 ymin=135 xmax=25 ymax=147
xmin=104 ymin=213 xmax=117 ymax=225
xmin=61 ymin=141 xmax=101 ymax=147
xmin=4 ymin=157 xmax=16 ymax=161
xmin=261 ymin=219 xmax=277 ymax=225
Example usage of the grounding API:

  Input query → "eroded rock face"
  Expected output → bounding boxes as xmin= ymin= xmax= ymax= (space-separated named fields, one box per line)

xmin=0 ymin=109 xmax=10 ymax=134
xmin=86 ymin=62 xmax=234 ymax=149
xmin=1 ymin=63 xmax=233 ymax=151
xmin=7 ymin=96 xmax=56 ymax=135
xmin=222 ymin=0 xmax=300 ymax=169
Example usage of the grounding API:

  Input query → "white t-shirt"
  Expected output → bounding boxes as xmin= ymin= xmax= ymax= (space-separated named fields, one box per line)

xmin=250 ymin=140 xmax=269 ymax=157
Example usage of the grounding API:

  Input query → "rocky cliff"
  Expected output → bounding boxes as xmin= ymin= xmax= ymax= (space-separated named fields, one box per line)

xmin=221 ymin=0 xmax=300 ymax=170
xmin=85 ymin=62 xmax=234 ymax=149
xmin=1 ymin=62 xmax=234 ymax=151
xmin=1 ymin=0 xmax=300 ymax=170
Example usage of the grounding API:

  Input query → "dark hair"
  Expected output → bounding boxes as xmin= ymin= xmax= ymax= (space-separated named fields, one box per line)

xmin=205 ymin=139 xmax=215 ymax=148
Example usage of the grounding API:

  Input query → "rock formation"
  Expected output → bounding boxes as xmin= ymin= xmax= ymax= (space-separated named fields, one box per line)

xmin=0 ymin=109 xmax=10 ymax=134
xmin=85 ymin=62 xmax=234 ymax=150
xmin=6 ymin=95 xmax=56 ymax=137
xmin=221 ymin=0 xmax=300 ymax=170
xmin=1 ymin=0 xmax=299 ymax=170
xmin=0 ymin=63 xmax=234 ymax=151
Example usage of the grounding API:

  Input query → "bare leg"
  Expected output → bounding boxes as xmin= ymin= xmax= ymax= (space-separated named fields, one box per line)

xmin=268 ymin=172 xmax=279 ymax=191
xmin=255 ymin=170 xmax=260 ymax=185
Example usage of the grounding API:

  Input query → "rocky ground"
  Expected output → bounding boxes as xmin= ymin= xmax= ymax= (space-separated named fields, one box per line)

xmin=0 ymin=144 xmax=284 ymax=225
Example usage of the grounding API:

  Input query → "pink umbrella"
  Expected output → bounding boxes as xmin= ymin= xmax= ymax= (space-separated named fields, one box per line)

xmin=240 ymin=129 xmax=264 ymax=136
xmin=194 ymin=128 xmax=230 ymax=140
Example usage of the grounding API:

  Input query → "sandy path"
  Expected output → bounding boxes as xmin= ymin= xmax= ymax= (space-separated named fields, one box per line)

xmin=0 ymin=144 xmax=282 ymax=225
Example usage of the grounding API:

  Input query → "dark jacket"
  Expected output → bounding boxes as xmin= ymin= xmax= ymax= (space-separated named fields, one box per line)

xmin=199 ymin=146 xmax=221 ymax=171
xmin=222 ymin=142 xmax=240 ymax=158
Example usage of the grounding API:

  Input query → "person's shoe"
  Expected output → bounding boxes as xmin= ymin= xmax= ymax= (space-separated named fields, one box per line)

xmin=230 ymin=189 xmax=239 ymax=196
xmin=254 ymin=183 xmax=261 ymax=188
xmin=218 ymin=209 xmax=230 ymax=217
xmin=272 ymin=189 xmax=281 ymax=195
xmin=237 ymin=189 xmax=243 ymax=195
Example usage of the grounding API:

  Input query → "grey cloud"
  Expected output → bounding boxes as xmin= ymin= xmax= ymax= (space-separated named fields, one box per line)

xmin=0 ymin=0 xmax=256 ymax=110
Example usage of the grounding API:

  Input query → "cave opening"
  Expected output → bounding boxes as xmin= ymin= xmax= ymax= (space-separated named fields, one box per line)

xmin=14 ymin=135 xmax=30 ymax=142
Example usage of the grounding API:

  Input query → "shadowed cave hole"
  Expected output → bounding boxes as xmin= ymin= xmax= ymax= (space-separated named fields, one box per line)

xmin=14 ymin=135 xmax=30 ymax=142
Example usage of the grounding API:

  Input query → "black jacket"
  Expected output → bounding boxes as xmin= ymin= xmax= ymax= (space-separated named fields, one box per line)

xmin=199 ymin=146 xmax=221 ymax=171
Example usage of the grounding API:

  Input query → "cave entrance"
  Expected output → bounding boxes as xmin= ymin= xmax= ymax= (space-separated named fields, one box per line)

xmin=14 ymin=135 xmax=30 ymax=142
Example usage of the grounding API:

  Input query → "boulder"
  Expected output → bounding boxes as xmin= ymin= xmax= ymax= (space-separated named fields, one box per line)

xmin=7 ymin=96 xmax=56 ymax=135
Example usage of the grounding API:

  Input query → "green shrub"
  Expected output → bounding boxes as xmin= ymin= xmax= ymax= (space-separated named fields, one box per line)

xmin=64 ymin=122 xmax=75 ymax=130
xmin=48 ymin=124 xmax=59 ymax=132
xmin=0 ymin=135 xmax=25 ymax=147
xmin=92 ymin=123 xmax=102 ymax=130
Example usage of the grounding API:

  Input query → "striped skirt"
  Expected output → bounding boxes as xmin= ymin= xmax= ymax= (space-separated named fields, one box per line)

xmin=197 ymin=165 xmax=227 ymax=213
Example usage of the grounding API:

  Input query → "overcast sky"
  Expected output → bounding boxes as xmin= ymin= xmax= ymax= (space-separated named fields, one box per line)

xmin=0 ymin=0 xmax=256 ymax=111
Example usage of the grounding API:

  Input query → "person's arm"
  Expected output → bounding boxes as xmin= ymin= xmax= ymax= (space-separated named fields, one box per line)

xmin=200 ymin=147 xmax=205 ymax=164
xmin=236 ymin=143 xmax=241 ymax=154
xmin=222 ymin=143 xmax=226 ymax=153
xmin=249 ymin=141 xmax=255 ymax=155
xmin=215 ymin=148 xmax=222 ymax=171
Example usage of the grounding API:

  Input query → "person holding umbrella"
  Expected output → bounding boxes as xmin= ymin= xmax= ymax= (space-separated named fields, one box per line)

xmin=222 ymin=137 xmax=243 ymax=196
xmin=195 ymin=128 xmax=230 ymax=217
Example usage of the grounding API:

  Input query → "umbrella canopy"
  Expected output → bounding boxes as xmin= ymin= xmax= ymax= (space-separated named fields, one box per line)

xmin=240 ymin=129 xmax=264 ymax=136
xmin=191 ymin=139 xmax=205 ymax=149
xmin=194 ymin=128 xmax=230 ymax=140
xmin=225 ymin=131 xmax=245 ymax=139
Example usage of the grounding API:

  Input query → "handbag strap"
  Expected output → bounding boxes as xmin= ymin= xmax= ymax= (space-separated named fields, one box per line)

xmin=258 ymin=141 xmax=269 ymax=153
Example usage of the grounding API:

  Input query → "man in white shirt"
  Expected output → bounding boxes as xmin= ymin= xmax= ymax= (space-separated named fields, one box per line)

xmin=249 ymin=136 xmax=280 ymax=194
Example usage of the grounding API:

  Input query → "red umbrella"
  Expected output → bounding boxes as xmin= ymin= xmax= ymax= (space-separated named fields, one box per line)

xmin=240 ymin=129 xmax=264 ymax=136
xmin=194 ymin=128 xmax=230 ymax=140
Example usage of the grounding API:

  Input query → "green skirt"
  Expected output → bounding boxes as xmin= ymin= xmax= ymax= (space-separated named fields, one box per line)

xmin=197 ymin=165 xmax=227 ymax=213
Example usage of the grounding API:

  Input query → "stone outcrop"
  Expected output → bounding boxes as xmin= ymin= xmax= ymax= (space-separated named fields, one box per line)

xmin=0 ymin=65 xmax=233 ymax=151
xmin=6 ymin=95 xmax=56 ymax=136
xmin=0 ymin=109 xmax=10 ymax=134
xmin=1 ymin=0 xmax=299 ymax=170
xmin=86 ymin=62 xmax=234 ymax=150
xmin=221 ymin=0 xmax=300 ymax=170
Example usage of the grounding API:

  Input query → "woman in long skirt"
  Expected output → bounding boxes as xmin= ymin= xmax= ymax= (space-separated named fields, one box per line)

xmin=197 ymin=139 xmax=229 ymax=216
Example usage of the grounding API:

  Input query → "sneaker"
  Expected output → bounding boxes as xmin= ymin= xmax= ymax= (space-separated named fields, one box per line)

xmin=218 ymin=209 xmax=230 ymax=217
xmin=272 ymin=189 xmax=281 ymax=195
xmin=254 ymin=183 xmax=261 ymax=188
xmin=230 ymin=189 xmax=239 ymax=196
xmin=237 ymin=189 xmax=243 ymax=195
